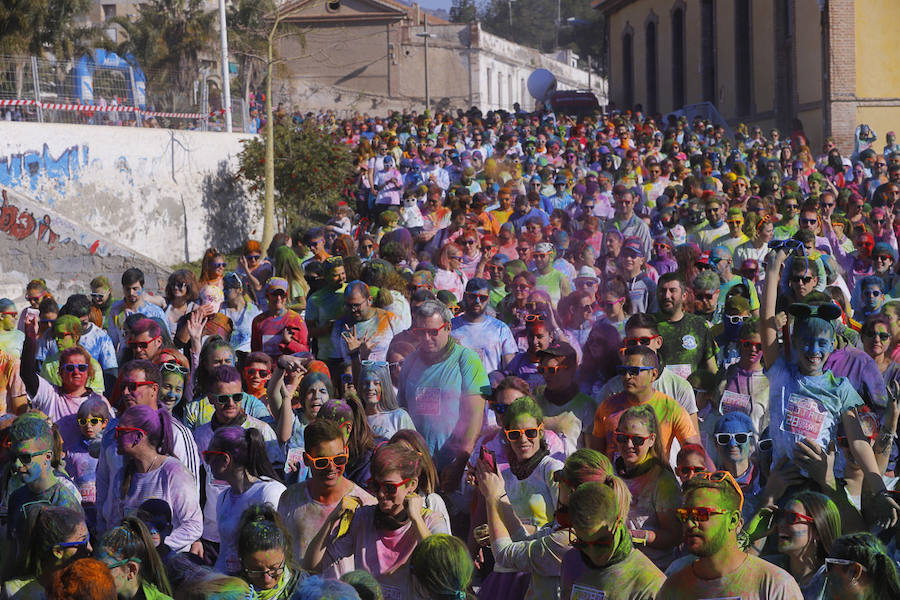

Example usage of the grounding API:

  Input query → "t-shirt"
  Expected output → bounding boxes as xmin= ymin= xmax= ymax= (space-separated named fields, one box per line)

xmin=658 ymin=554 xmax=803 ymax=600
xmin=450 ymin=315 xmax=518 ymax=375
xmin=324 ymin=505 xmax=449 ymax=600
xmin=593 ymin=391 xmax=698 ymax=460
xmin=0 ymin=351 xmax=25 ymax=414
xmin=560 ymin=546 xmax=665 ymax=600
xmin=107 ymin=300 xmax=170 ymax=351
xmin=277 ymin=480 xmax=376 ymax=563
xmin=223 ymin=302 xmax=262 ymax=353
xmin=655 ymin=312 xmax=716 ymax=377
xmin=214 ymin=478 xmax=287 ymax=574
xmin=104 ymin=457 xmax=202 ymax=553
xmin=534 ymin=387 xmax=598 ymax=442
xmin=333 ymin=308 xmax=398 ymax=363
xmin=766 ymin=356 xmax=863 ymax=466
xmin=534 ymin=269 xmax=570 ymax=304
xmin=30 ymin=377 xmax=110 ymax=423
xmin=723 ymin=365 xmax=770 ymax=435
xmin=305 ymin=288 xmax=346 ymax=360
xmin=367 ymin=409 xmax=416 ymax=440
xmin=182 ymin=393 xmax=272 ymax=431
xmin=594 ymin=368 xmax=698 ymax=417
xmin=251 ymin=309 xmax=307 ymax=358
xmin=398 ymin=342 xmax=490 ymax=467
xmin=621 ymin=463 xmax=682 ymax=570
xmin=8 ymin=480 xmax=84 ymax=541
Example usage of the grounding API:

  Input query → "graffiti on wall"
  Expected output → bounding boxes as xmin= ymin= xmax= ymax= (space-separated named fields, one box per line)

xmin=0 ymin=189 xmax=63 ymax=248
xmin=0 ymin=144 xmax=88 ymax=190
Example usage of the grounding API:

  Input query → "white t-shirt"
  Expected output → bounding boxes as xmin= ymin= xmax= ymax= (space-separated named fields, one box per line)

xmin=214 ymin=478 xmax=287 ymax=574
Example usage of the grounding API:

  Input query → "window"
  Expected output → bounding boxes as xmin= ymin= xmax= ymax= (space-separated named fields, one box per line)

xmin=102 ymin=4 xmax=116 ymax=19
xmin=645 ymin=20 xmax=658 ymax=114
xmin=672 ymin=6 xmax=685 ymax=108
xmin=735 ymin=0 xmax=752 ymax=115
xmin=622 ymin=28 xmax=634 ymax=108
xmin=700 ymin=0 xmax=716 ymax=103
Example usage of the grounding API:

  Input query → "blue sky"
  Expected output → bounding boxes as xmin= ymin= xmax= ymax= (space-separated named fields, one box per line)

xmin=416 ymin=0 xmax=453 ymax=10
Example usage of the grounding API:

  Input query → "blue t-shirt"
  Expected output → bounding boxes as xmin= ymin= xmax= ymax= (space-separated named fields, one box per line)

xmin=398 ymin=342 xmax=491 ymax=468
xmin=766 ymin=356 xmax=863 ymax=465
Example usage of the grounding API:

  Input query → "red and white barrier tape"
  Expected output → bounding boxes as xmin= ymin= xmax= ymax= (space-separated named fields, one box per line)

xmin=0 ymin=99 xmax=226 ymax=120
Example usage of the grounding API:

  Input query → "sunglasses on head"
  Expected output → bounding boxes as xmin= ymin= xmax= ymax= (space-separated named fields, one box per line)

xmin=305 ymin=450 xmax=349 ymax=470
xmin=211 ymin=392 xmax=243 ymax=405
xmin=504 ymin=424 xmax=543 ymax=441
xmin=77 ymin=417 xmax=106 ymax=426
xmin=690 ymin=470 xmax=745 ymax=510
xmin=161 ymin=362 xmax=188 ymax=375
xmin=62 ymin=363 xmax=89 ymax=373
xmin=367 ymin=477 xmax=413 ymax=495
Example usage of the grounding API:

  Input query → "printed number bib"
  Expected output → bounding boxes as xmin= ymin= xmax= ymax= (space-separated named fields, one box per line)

xmin=570 ymin=584 xmax=605 ymax=600
xmin=381 ymin=584 xmax=403 ymax=600
xmin=719 ymin=390 xmax=753 ymax=416
xmin=781 ymin=394 xmax=827 ymax=441
xmin=413 ymin=387 xmax=442 ymax=416
xmin=666 ymin=364 xmax=692 ymax=379
xmin=286 ymin=447 xmax=305 ymax=470
xmin=79 ymin=481 xmax=96 ymax=504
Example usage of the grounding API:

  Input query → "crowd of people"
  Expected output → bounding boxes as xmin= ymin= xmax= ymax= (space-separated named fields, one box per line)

xmin=3 ymin=107 xmax=900 ymax=600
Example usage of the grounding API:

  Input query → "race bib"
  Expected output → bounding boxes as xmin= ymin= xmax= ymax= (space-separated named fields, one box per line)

xmin=79 ymin=481 xmax=96 ymax=504
xmin=570 ymin=584 xmax=605 ymax=600
xmin=412 ymin=387 xmax=442 ymax=417
xmin=666 ymin=364 xmax=692 ymax=379
xmin=781 ymin=394 xmax=827 ymax=441
xmin=381 ymin=584 xmax=403 ymax=600
xmin=719 ymin=390 xmax=752 ymax=416
xmin=286 ymin=447 xmax=305 ymax=469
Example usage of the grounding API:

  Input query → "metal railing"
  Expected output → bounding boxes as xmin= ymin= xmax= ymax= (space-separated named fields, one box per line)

xmin=0 ymin=54 xmax=247 ymax=132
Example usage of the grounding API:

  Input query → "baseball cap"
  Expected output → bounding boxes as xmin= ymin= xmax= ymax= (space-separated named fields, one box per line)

xmin=537 ymin=341 xmax=577 ymax=362
xmin=622 ymin=237 xmax=644 ymax=257
xmin=873 ymin=242 xmax=897 ymax=261
xmin=267 ymin=277 xmax=288 ymax=292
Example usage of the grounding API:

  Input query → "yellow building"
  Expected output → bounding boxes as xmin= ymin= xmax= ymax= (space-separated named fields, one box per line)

xmin=592 ymin=0 xmax=900 ymax=154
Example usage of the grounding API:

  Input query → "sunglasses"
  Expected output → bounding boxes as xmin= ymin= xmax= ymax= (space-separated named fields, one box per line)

xmin=676 ymin=466 xmax=707 ymax=478
xmin=90 ymin=293 xmax=106 ymax=300
xmin=825 ymin=558 xmax=868 ymax=574
xmin=740 ymin=339 xmax=762 ymax=351
xmin=715 ymin=432 xmax=752 ymax=445
xmin=211 ymin=392 xmax=243 ymax=405
xmin=758 ymin=438 xmax=773 ymax=452
xmin=114 ymin=426 xmax=147 ymax=439
xmin=202 ymin=450 xmax=230 ymax=463
xmin=368 ymin=477 xmax=414 ymax=495
xmin=504 ymin=424 xmax=543 ymax=441
xmin=725 ymin=315 xmax=746 ymax=325
xmin=624 ymin=335 xmax=659 ymax=347
xmin=691 ymin=470 xmax=745 ymax=510
xmin=864 ymin=331 xmax=891 ymax=341
xmin=412 ymin=323 xmax=450 ymax=337
xmin=570 ymin=530 xmax=615 ymax=550
xmin=77 ymin=417 xmax=106 ymax=426
xmin=489 ymin=402 xmax=509 ymax=414
xmin=776 ymin=508 xmax=815 ymax=525
xmin=62 ymin=363 xmax=89 ymax=373
xmin=242 ymin=562 xmax=286 ymax=579
xmin=676 ymin=506 xmax=728 ymax=522
xmin=121 ymin=380 xmax=156 ymax=393
xmin=0 ymin=311 xmax=17 ymax=317
xmin=56 ymin=538 xmax=90 ymax=550
xmin=448 ymin=255 xmax=463 ymax=260
xmin=268 ymin=289 xmax=287 ymax=298
xmin=790 ymin=276 xmax=814 ymax=284
xmin=244 ymin=368 xmax=271 ymax=378
xmin=127 ymin=335 xmax=161 ymax=350
xmin=537 ymin=365 xmax=566 ymax=374
xmin=614 ymin=431 xmax=651 ymax=447
xmin=245 ymin=254 xmax=262 ymax=260
xmin=465 ymin=293 xmax=489 ymax=303
xmin=525 ymin=314 xmax=546 ymax=323
xmin=617 ymin=365 xmax=655 ymax=376
xmin=305 ymin=451 xmax=349 ymax=470
xmin=695 ymin=292 xmax=717 ymax=301
xmin=213 ymin=262 xmax=227 ymax=269
xmin=161 ymin=362 xmax=188 ymax=375
xmin=11 ymin=448 xmax=50 ymax=464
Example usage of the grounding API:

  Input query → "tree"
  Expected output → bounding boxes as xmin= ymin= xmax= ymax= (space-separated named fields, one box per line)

xmin=227 ymin=0 xmax=275 ymax=109
xmin=449 ymin=0 xmax=479 ymax=23
xmin=236 ymin=120 xmax=355 ymax=232
xmin=0 ymin=0 xmax=97 ymax=57
xmin=112 ymin=0 xmax=216 ymax=112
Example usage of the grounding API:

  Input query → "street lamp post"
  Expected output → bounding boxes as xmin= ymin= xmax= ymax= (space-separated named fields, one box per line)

xmin=218 ymin=0 xmax=232 ymax=132
xmin=415 ymin=21 xmax=436 ymax=113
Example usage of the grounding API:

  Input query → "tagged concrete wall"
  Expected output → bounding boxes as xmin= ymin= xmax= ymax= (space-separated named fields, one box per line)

xmin=0 ymin=122 xmax=260 ymax=272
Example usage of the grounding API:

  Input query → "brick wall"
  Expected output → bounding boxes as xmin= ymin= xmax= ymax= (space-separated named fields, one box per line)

xmin=825 ymin=0 xmax=857 ymax=152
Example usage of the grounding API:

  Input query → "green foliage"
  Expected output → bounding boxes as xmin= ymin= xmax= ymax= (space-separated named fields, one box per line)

xmin=237 ymin=121 xmax=355 ymax=227
xmin=112 ymin=0 xmax=216 ymax=111
xmin=0 ymin=0 xmax=102 ymax=58
xmin=449 ymin=0 xmax=478 ymax=24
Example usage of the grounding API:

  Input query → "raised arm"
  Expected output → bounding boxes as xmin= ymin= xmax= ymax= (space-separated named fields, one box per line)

xmin=761 ymin=248 xmax=788 ymax=368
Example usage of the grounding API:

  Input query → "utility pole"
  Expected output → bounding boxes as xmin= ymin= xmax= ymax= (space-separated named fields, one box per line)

xmin=416 ymin=20 xmax=435 ymax=112
xmin=218 ymin=0 xmax=232 ymax=132
xmin=555 ymin=0 xmax=560 ymax=49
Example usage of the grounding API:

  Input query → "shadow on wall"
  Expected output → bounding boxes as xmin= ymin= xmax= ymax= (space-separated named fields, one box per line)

xmin=202 ymin=160 xmax=258 ymax=253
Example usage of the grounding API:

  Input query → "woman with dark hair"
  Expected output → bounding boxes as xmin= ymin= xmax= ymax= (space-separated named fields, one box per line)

xmin=236 ymin=505 xmax=302 ymax=600
xmin=763 ymin=491 xmax=840 ymax=600
xmin=198 ymin=248 xmax=227 ymax=289
xmin=104 ymin=404 xmax=202 ymax=554
xmin=409 ymin=535 xmax=475 ymax=600
xmin=825 ymin=532 xmax=900 ymax=600
xmin=2 ymin=506 xmax=90 ymax=600
xmin=202 ymin=427 xmax=285 ymax=574
xmin=304 ymin=443 xmax=449 ymax=597
xmin=860 ymin=314 xmax=900 ymax=385
xmin=317 ymin=396 xmax=378 ymax=485
xmin=274 ymin=368 xmax=334 ymax=480
xmin=95 ymin=517 xmax=173 ymax=600
xmin=164 ymin=270 xmax=200 ymax=333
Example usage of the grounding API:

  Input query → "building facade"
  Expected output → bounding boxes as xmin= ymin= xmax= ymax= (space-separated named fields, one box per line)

xmin=593 ymin=0 xmax=900 ymax=153
xmin=274 ymin=0 xmax=606 ymax=115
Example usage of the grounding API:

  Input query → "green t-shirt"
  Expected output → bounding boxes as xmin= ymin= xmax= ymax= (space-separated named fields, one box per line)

xmin=655 ymin=312 xmax=716 ymax=377
xmin=535 ymin=269 xmax=569 ymax=304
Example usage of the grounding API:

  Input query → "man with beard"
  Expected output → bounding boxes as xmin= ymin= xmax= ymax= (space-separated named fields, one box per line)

xmin=450 ymin=278 xmax=516 ymax=375
xmin=655 ymin=272 xmax=718 ymax=378
xmin=658 ymin=473 xmax=802 ymax=599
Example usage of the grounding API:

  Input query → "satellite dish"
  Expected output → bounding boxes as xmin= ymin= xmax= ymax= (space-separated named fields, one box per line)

xmin=527 ymin=69 xmax=557 ymax=102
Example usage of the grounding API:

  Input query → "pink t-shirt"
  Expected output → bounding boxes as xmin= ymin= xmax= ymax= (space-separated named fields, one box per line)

xmin=31 ymin=377 xmax=111 ymax=423
xmin=324 ymin=505 xmax=450 ymax=600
